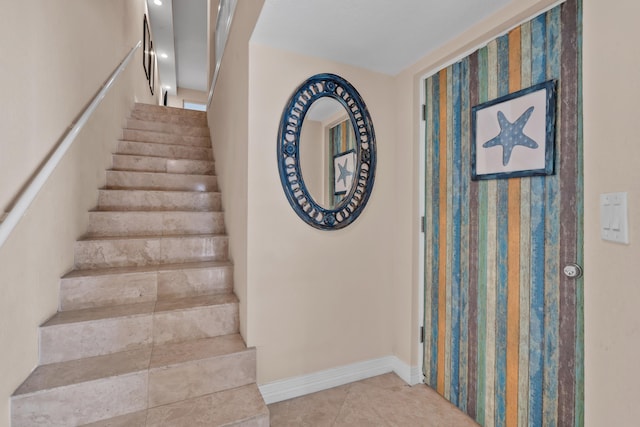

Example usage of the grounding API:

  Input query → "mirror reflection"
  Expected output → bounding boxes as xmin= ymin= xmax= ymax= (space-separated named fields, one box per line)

xmin=300 ymin=98 xmax=356 ymax=209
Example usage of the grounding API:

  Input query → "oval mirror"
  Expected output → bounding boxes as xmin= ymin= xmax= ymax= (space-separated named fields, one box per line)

xmin=299 ymin=97 xmax=356 ymax=209
xmin=277 ymin=73 xmax=376 ymax=230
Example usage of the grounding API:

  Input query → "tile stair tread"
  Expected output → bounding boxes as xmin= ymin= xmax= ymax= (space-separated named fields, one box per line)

xmin=115 ymin=150 xmax=213 ymax=161
xmin=133 ymin=103 xmax=207 ymax=117
xmin=13 ymin=347 xmax=152 ymax=397
xmin=42 ymin=301 xmax=156 ymax=326
xmin=106 ymin=170 xmax=215 ymax=179
xmin=117 ymin=141 xmax=212 ymax=161
xmin=144 ymin=384 xmax=269 ymax=427
xmin=154 ymin=293 xmax=238 ymax=313
xmin=77 ymin=232 xmax=227 ymax=242
xmin=125 ymin=119 xmax=210 ymax=135
xmin=13 ymin=334 xmax=249 ymax=397
xmin=112 ymin=153 xmax=214 ymax=166
xmin=97 ymin=188 xmax=221 ymax=195
xmin=88 ymin=208 xmax=222 ymax=214
xmin=62 ymin=260 xmax=231 ymax=280
xmin=149 ymin=333 xmax=248 ymax=368
xmin=81 ymin=384 xmax=269 ymax=427
xmin=96 ymin=189 xmax=222 ymax=212
xmin=109 ymin=168 xmax=215 ymax=177
xmin=112 ymin=153 xmax=214 ymax=163
xmin=43 ymin=293 xmax=238 ymax=326
xmin=122 ymin=129 xmax=211 ymax=146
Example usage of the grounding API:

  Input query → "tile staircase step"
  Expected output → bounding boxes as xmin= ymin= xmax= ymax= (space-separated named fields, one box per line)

xmin=86 ymin=211 xmax=225 ymax=237
xmin=12 ymin=348 xmax=151 ymax=427
xmin=39 ymin=302 xmax=155 ymax=364
xmin=144 ymin=384 xmax=270 ymax=427
xmin=126 ymin=118 xmax=210 ymax=137
xmin=97 ymin=189 xmax=222 ymax=212
xmin=40 ymin=294 xmax=239 ymax=364
xmin=13 ymin=334 xmax=256 ymax=426
xmin=130 ymin=107 xmax=207 ymax=127
xmin=74 ymin=234 xmax=229 ymax=269
xmin=153 ymin=294 xmax=239 ymax=345
xmin=81 ymin=411 xmax=148 ymax=427
xmin=117 ymin=140 xmax=212 ymax=161
xmin=148 ymin=334 xmax=256 ymax=407
xmin=133 ymin=103 xmax=207 ymax=119
xmin=106 ymin=170 xmax=217 ymax=192
xmin=122 ymin=129 xmax=210 ymax=148
xmin=60 ymin=260 xmax=233 ymax=311
xmin=112 ymin=154 xmax=215 ymax=175
xmin=81 ymin=384 xmax=269 ymax=427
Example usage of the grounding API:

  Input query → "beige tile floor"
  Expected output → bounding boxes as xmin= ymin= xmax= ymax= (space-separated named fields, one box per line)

xmin=268 ymin=373 xmax=480 ymax=426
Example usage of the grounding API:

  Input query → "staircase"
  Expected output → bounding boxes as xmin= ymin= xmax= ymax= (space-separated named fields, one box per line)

xmin=11 ymin=104 xmax=269 ymax=426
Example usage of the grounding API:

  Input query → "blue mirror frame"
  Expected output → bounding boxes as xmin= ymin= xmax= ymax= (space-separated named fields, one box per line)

xmin=277 ymin=73 xmax=377 ymax=230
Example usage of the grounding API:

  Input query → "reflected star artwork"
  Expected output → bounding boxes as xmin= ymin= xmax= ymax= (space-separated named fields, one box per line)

xmin=336 ymin=158 xmax=354 ymax=186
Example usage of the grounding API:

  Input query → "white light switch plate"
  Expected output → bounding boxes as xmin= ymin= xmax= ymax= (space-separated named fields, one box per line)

xmin=600 ymin=192 xmax=629 ymax=244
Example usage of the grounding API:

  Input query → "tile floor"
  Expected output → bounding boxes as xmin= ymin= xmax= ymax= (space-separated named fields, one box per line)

xmin=268 ymin=373 xmax=480 ymax=426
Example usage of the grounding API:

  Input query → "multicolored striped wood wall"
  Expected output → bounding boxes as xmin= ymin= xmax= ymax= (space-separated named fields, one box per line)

xmin=423 ymin=1 xmax=583 ymax=426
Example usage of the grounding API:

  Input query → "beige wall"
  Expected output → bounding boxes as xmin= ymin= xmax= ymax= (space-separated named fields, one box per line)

xmin=248 ymin=44 xmax=396 ymax=383
xmin=208 ymin=0 xmax=265 ymax=340
xmin=0 ymin=1 xmax=153 ymax=425
xmin=583 ymin=0 xmax=640 ymax=424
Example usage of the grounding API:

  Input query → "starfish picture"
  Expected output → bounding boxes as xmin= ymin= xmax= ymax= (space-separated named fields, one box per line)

xmin=336 ymin=158 xmax=354 ymax=186
xmin=482 ymin=106 xmax=538 ymax=166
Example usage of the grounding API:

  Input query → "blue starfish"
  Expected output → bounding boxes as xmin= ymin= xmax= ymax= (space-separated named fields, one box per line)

xmin=336 ymin=158 xmax=353 ymax=187
xmin=482 ymin=106 xmax=538 ymax=166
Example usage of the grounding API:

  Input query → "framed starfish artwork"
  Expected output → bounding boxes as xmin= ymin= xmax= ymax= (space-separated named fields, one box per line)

xmin=471 ymin=79 xmax=557 ymax=180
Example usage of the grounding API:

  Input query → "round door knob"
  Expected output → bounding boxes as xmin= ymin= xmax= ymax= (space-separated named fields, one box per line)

xmin=563 ymin=264 xmax=583 ymax=279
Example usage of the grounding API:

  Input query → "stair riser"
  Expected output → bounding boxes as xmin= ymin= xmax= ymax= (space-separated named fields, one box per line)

xmin=126 ymin=118 xmax=210 ymax=137
xmin=112 ymin=155 xmax=215 ymax=175
xmin=60 ymin=265 xmax=233 ymax=311
xmin=123 ymin=129 xmax=210 ymax=148
xmin=130 ymin=110 xmax=207 ymax=127
xmin=40 ymin=316 xmax=153 ymax=364
xmin=148 ymin=349 xmax=256 ymax=407
xmin=87 ymin=212 xmax=225 ymax=237
xmin=11 ymin=372 xmax=147 ymax=427
xmin=153 ymin=303 xmax=239 ymax=345
xmin=157 ymin=265 xmax=232 ymax=300
xmin=41 ymin=302 xmax=238 ymax=363
xmin=97 ymin=190 xmax=222 ymax=212
xmin=60 ymin=272 xmax=157 ymax=311
xmin=106 ymin=171 xmax=217 ymax=192
xmin=133 ymin=103 xmax=207 ymax=118
xmin=74 ymin=236 xmax=229 ymax=269
xmin=117 ymin=140 xmax=212 ymax=161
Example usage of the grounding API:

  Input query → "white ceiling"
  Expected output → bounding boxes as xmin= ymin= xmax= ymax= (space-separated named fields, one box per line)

xmin=173 ymin=0 xmax=208 ymax=92
xmin=149 ymin=0 xmax=516 ymax=96
xmin=146 ymin=0 xmax=208 ymax=96
xmin=252 ymin=0 xmax=513 ymax=75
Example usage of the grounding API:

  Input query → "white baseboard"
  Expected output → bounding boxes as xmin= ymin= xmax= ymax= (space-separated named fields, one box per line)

xmin=259 ymin=356 xmax=423 ymax=405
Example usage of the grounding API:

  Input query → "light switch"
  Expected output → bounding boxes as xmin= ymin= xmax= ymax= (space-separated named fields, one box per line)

xmin=600 ymin=192 xmax=629 ymax=244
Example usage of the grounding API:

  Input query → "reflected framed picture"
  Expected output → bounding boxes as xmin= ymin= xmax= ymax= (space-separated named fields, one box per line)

xmin=333 ymin=149 xmax=356 ymax=196
xmin=143 ymin=14 xmax=151 ymax=80
xmin=149 ymin=41 xmax=155 ymax=95
xmin=471 ymin=79 xmax=557 ymax=180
